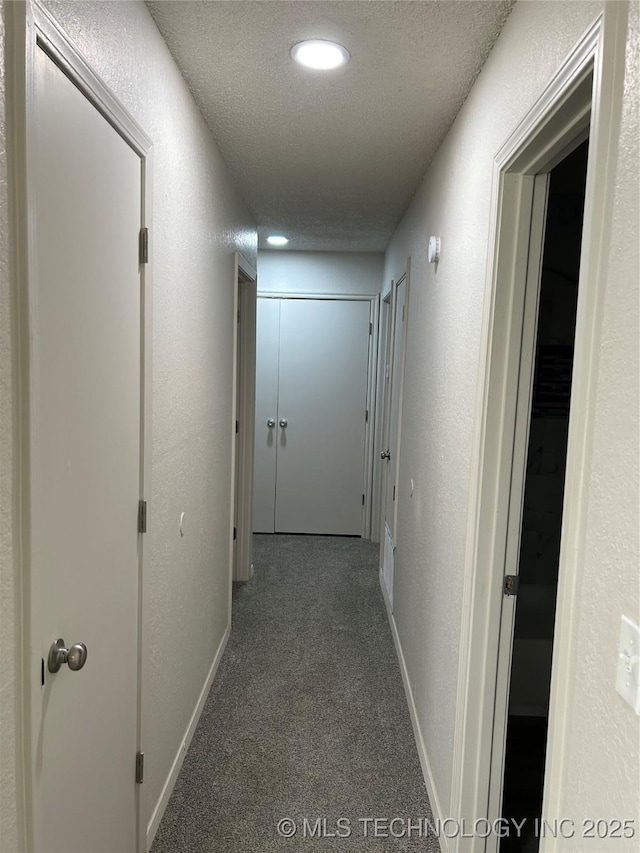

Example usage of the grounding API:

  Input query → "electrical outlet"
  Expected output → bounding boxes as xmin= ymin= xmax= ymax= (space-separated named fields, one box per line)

xmin=616 ymin=615 xmax=640 ymax=715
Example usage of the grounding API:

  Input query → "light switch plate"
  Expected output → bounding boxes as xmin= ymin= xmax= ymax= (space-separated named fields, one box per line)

xmin=616 ymin=615 xmax=640 ymax=714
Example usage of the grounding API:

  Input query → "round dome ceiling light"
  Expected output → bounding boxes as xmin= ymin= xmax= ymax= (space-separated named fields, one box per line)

xmin=290 ymin=39 xmax=350 ymax=71
xmin=267 ymin=235 xmax=289 ymax=247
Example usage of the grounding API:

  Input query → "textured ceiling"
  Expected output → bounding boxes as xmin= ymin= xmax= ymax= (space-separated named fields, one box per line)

xmin=147 ymin=1 xmax=514 ymax=252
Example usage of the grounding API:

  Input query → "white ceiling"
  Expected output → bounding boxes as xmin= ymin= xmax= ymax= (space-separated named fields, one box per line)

xmin=147 ymin=1 xmax=514 ymax=252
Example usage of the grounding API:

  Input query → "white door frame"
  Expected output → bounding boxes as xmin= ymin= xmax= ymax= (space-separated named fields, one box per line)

xmin=231 ymin=254 xmax=257 ymax=585
xmin=386 ymin=265 xmax=410 ymax=550
xmin=7 ymin=2 xmax=153 ymax=849
xmin=257 ymin=291 xmax=380 ymax=539
xmin=451 ymin=7 xmax=628 ymax=852
xmin=371 ymin=290 xmax=392 ymax=543
xmin=484 ymin=170 xmax=551 ymax=852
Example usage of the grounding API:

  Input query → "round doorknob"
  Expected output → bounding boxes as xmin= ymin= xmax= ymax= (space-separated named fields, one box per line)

xmin=48 ymin=638 xmax=88 ymax=673
xmin=380 ymin=450 xmax=391 ymax=460
xmin=267 ymin=418 xmax=276 ymax=428
xmin=67 ymin=643 xmax=88 ymax=671
xmin=279 ymin=419 xmax=288 ymax=428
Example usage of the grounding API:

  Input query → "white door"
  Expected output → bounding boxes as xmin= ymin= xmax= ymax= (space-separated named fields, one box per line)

xmin=275 ymin=298 xmax=370 ymax=535
xmin=253 ymin=297 xmax=371 ymax=535
xmin=380 ymin=276 xmax=408 ymax=605
xmin=252 ymin=298 xmax=280 ymax=532
xmin=30 ymin=46 xmax=142 ymax=852
xmin=383 ymin=277 xmax=408 ymax=545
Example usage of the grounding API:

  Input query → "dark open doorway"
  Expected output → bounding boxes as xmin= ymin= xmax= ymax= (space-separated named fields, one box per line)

xmin=500 ymin=138 xmax=590 ymax=853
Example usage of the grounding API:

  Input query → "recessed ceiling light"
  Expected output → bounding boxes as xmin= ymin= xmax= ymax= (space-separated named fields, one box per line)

xmin=267 ymin=235 xmax=289 ymax=246
xmin=291 ymin=39 xmax=350 ymax=71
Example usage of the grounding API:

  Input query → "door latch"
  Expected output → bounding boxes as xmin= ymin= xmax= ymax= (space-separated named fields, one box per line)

xmin=503 ymin=575 xmax=519 ymax=596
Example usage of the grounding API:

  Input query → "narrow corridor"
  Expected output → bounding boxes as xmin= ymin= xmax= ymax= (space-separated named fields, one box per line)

xmin=152 ymin=535 xmax=439 ymax=851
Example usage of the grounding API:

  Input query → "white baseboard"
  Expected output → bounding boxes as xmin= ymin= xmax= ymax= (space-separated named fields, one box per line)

xmin=146 ymin=624 xmax=231 ymax=850
xmin=380 ymin=577 xmax=450 ymax=853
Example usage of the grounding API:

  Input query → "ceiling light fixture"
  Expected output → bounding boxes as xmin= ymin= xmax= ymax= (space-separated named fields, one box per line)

xmin=291 ymin=39 xmax=350 ymax=71
xmin=267 ymin=235 xmax=289 ymax=246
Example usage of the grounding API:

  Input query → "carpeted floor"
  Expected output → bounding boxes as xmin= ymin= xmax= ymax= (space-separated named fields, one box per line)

xmin=151 ymin=534 xmax=440 ymax=852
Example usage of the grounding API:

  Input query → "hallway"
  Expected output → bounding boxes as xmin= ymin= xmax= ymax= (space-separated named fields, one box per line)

xmin=151 ymin=536 xmax=439 ymax=852
xmin=2 ymin=3 xmax=638 ymax=850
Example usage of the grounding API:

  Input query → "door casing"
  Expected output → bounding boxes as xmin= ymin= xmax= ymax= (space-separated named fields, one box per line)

xmin=451 ymin=8 xmax=629 ymax=853
xmin=377 ymin=262 xmax=411 ymax=606
xmin=383 ymin=270 xmax=410 ymax=549
xmin=372 ymin=292 xmax=392 ymax=544
xmin=231 ymin=254 xmax=257 ymax=584
xmin=7 ymin=2 xmax=153 ymax=849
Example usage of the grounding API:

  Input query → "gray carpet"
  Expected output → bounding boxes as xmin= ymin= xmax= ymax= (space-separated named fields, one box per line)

xmin=151 ymin=535 xmax=440 ymax=852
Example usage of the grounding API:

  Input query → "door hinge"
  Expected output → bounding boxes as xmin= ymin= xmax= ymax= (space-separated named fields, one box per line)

xmin=235 ymin=420 xmax=239 ymax=434
xmin=138 ymin=500 xmax=147 ymax=534
xmin=362 ymin=493 xmax=365 ymax=506
xmin=402 ymin=304 xmax=406 ymax=322
xmin=392 ymin=485 xmax=396 ymax=502
xmin=369 ymin=322 xmax=373 ymax=335
xmin=135 ymin=751 xmax=144 ymax=784
xmin=365 ymin=409 xmax=369 ymax=423
xmin=233 ymin=526 xmax=237 ymax=541
xmin=139 ymin=227 xmax=149 ymax=265
xmin=237 ymin=309 xmax=240 ymax=323
xmin=503 ymin=575 xmax=519 ymax=596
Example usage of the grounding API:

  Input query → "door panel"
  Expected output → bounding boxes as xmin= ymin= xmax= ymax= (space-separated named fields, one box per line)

xmin=275 ymin=299 xmax=370 ymax=535
xmin=252 ymin=298 xmax=280 ymax=532
xmin=31 ymin=47 xmax=141 ymax=852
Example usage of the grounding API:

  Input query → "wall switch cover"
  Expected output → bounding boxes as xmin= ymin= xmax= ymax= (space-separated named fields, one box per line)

xmin=616 ymin=615 xmax=640 ymax=715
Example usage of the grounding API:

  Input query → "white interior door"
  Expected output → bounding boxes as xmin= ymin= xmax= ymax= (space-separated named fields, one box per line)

xmin=252 ymin=298 xmax=280 ymax=532
xmin=275 ymin=298 xmax=370 ymax=535
xmin=30 ymin=46 xmax=142 ymax=852
xmin=486 ymin=174 xmax=554 ymax=853
xmin=383 ymin=277 xmax=408 ymax=546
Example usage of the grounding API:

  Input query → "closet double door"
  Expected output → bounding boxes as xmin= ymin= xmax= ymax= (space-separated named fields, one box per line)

xmin=253 ymin=296 xmax=371 ymax=535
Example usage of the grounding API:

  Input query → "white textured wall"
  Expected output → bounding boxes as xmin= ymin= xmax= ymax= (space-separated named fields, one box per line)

xmin=258 ymin=250 xmax=383 ymax=296
xmin=384 ymin=0 xmax=639 ymax=829
xmin=0 ymin=1 xmax=257 ymax=845
xmin=557 ymin=0 xmax=639 ymax=839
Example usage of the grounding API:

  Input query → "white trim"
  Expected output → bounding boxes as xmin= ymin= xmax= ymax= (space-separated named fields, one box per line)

xmin=9 ymin=2 xmax=154 ymax=849
xmin=451 ymin=7 xmax=629 ymax=852
xmin=389 ymin=261 xmax=410 ymax=546
xmin=137 ymin=148 xmax=154 ymax=853
xmin=257 ymin=290 xmax=379 ymax=301
xmin=237 ymin=252 xmax=257 ymax=284
xmin=232 ymin=253 xmax=257 ymax=584
xmin=363 ymin=295 xmax=381 ymax=539
xmin=540 ymin=5 xmax=629 ymax=846
xmin=146 ymin=626 xmax=231 ymax=851
xmin=371 ymin=292 xmax=392 ymax=543
xmin=380 ymin=577 xmax=449 ymax=853
xmin=255 ymin=291 xmax=379 ymax=538
xmin=32 ymin=2 xmax=151 ymax=155
xmin=377 ymin=259 xmax=411 ymax=564
xmin=5 ymin=3 xmax=32 ymax=846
